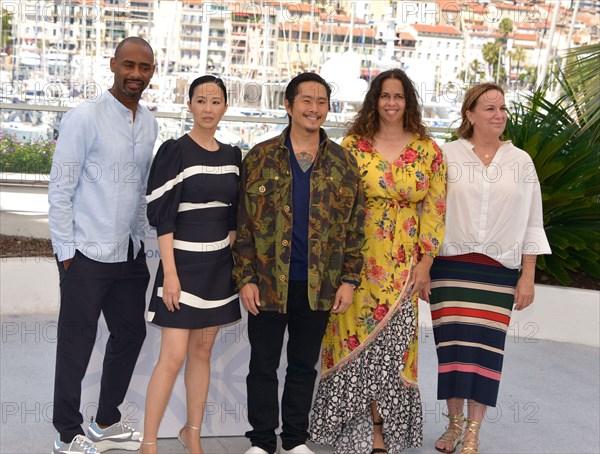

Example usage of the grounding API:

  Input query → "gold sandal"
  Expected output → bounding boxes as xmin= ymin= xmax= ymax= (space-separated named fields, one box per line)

xmin=460 ymin=419 xmax=481 ymax=454
xmin=435 ymin=413 xmax=464 ymax=453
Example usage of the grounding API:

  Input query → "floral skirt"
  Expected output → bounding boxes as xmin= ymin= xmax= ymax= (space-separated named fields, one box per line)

xmin=309 ymin=293 xmax=423 ymax=453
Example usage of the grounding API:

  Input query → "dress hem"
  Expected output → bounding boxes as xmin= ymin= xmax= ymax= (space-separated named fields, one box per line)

xmin=322 ymin=258 xmax=415 ymax=379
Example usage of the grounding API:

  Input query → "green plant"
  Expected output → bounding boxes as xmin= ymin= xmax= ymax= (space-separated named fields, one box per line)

xmin=505 ymin=44 xmax=600 ymax=285
xmin=1 ymin=7 xmax=13 ymax=52
xmin=0 ymin=132 xmax=55 ymax=174
xmin=561 ymin=42 xmax=600 ymax=144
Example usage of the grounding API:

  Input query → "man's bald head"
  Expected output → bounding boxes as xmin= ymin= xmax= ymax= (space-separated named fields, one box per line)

xmin=114 ymin=37 xmax=154 ymax=61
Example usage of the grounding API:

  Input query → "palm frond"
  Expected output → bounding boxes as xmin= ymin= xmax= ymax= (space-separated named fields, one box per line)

xmin=505 ymin=63 xmax=600 ymax=286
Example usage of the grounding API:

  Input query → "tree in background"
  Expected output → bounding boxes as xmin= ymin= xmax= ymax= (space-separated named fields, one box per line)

xmin=518 ymin=66 xmax=537 ymax=89
xmin=459 ymin=58 xmax=486 ymax=84
xmin=498 ymin=18 xmax=514 ymax=38
xmin=482 ymin=41 xmax=506 ymax=82
xmin=509 ymin=47 xmax=527 ymax=85
xmin=469 ymin=58 xmax=485 ymax=82
xmin=1 ymin=7 xmax=13 ymax=52
xmin=497 ymin=18 xmax=513 ymax=84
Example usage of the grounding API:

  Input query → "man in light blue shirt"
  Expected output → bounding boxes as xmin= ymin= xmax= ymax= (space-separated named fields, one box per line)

xmin=48 ymin=37 xmax=158 ymax=454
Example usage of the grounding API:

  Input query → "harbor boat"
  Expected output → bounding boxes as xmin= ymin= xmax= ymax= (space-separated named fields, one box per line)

xmin=1 ymin=121 xmax=53 ymax=143
xmin=0 ymin=106 xmax=55 ymax=142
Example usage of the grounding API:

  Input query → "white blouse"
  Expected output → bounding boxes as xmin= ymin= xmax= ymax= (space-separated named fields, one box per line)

xmin=440 ymin=139 xmax=551 ymax=269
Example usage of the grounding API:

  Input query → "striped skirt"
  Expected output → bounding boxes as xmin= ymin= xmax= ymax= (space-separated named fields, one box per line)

xmin=429 ymin=253 xmax=519 ymax=407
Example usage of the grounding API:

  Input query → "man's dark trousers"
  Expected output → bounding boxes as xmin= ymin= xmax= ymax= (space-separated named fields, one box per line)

xmin=53 ymin=242 xmax=149 ymax=442
xmin=246 ymin=280 xmax=330 ymax=454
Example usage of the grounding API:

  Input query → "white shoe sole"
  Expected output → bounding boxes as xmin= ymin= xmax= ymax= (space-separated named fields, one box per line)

xmin=94 ymin=440 xmax=141 ymax=452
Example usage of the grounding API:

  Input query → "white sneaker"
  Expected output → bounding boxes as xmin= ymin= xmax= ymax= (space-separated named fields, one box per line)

xmin=86 ymin=420 xmax=141 ymax=452
xmin=244 ymin=447 xmax=269 ymax=454
xmin=51 ymin=434 xmax=98 ymax=454
xmin=280 ymin=444 xmax=315 ymax=454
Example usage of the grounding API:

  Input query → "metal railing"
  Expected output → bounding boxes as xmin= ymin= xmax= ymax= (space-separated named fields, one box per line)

xmin=1 ymin=101 xmax=454 ymax=160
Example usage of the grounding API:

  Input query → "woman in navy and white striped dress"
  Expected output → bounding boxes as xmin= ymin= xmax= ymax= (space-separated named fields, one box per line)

xmin=141 ymin=76 xmax=241 ymax=454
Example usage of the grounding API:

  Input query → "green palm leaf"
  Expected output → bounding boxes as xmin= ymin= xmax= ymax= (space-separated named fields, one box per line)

xmin=504 ymin=43 xmax=600 ymax=286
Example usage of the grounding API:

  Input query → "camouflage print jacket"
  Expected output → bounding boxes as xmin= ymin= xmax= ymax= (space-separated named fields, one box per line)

xmin=233 ymin=127 xmax=365 ymax=313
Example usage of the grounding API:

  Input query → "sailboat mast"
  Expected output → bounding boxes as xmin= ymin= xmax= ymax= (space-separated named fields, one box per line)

xmin=95 ymin=0 xmax=101 ymax=81
xmin=348 ymin=2 xmax=354 ymax=52
xmin=41 ymin=2 xmax=47 ymax=82
xmin=80 ymin=0 xmax=87 ymax=85
xmin=261 ymin=7 xmax=269 ymax=110
xmin=199 ymin=6 xmax=210 ymax=75
xmin=309 ymin=0 xmax=314 ymax=69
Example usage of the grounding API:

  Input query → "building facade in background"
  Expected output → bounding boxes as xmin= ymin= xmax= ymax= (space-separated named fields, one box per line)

xmin=1 ymin=0 xmax=598 ymax=105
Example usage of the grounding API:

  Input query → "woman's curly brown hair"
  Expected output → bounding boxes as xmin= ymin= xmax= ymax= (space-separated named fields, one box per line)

xmin=348 ymin=68 xmax=429 ymax=141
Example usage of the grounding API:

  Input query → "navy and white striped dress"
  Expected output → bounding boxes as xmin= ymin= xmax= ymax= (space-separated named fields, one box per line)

xmin=146 ymin=134 xmax=241 ymax=328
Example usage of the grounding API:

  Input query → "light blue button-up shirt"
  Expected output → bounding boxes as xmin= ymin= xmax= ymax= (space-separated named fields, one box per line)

xmin=49 ymin=90 xmax=158 ymax=262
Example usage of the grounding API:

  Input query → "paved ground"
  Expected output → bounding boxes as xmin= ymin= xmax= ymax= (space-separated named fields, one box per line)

xmin=1 ymin=314 xmax=599 ymax=454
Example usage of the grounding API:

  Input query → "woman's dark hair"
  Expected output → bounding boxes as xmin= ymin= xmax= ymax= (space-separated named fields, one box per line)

xmin=457 ymin=83 xmax=505 ymax=139
xmin=284 ymin=72 xmax=331 ymax=109
xmin=348 ymin=68 xmax=429 ymax=141
xmin=188 ymin=75 xmax=227 ymax=104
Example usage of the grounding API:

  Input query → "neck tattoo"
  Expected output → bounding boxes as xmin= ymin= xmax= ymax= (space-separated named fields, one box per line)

xmin=295 ymin=151 xmax=315 ymax=172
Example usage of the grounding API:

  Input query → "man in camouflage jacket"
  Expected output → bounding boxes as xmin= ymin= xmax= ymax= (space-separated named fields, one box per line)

xmin=233 ymin=73 xmax=365 ymax=454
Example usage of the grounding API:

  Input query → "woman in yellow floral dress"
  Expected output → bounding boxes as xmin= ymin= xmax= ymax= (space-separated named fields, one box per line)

xmin=310 ymin=69 xmax=447 ymax=454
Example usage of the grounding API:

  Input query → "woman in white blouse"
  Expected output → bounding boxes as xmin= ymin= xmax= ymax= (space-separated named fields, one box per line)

xmin=429 ymin=83 xmax=551 ymax=454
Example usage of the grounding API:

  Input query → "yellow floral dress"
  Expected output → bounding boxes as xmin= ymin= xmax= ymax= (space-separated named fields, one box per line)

xmin=310 ymin=134 xmax=446 ymax=453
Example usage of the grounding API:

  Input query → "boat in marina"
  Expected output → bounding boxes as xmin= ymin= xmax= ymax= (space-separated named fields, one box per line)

xmin=1 ymin=121 xmax=53 ymax=142
xmin=422 ymin=102 xmax=461 ymax=134
xmin=0 ymin=109 xmax=56 ymax=142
